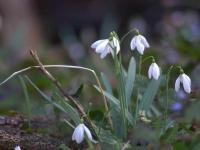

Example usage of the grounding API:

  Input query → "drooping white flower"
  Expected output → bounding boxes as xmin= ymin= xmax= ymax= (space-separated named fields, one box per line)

xmin=175 ymin=73 xmax=191 ymax=93
xmin=14 ymin=146 xmax=21 ymax=150
xmin=91 ymin=36 xmax=120 ymax=59
xmin=148 ymin=63 xmax=160 ymax=80
xmin=72 ymin=123 xmax=96 ymax=144
xmin=130 ymin=34 xmax=150 ymax=55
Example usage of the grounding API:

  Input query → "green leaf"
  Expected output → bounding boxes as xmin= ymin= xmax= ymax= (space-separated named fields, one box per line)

xmin=101 ymin=72 xmax=112 ymax=94
xmin=172 ymin=142 xmax=188 ymax=150
xmin=125 ymin=57 xmax=136 ymax=105
xmin=160 ymin=125 xmax=178 ymax=143
xmin=139 ymin=76 xmax=162 ymax=112
xmin=25 ymin=76 xmax=81 ymax=124
xmin=89 ymin=109 xmax=104 ymax=122
xmin=98 ymin=128 xmax=119 ymax=145
xmin=94 ymin=85 xmax=120 ymax=106
xmin=71 ymin=84 xmax=84 ymax=98
xmin=160 ymin=119 xmax=175 ymax=136
xmin=94 ymin=85 xmax=134 ymax=125
xmin=55 ymin=96 xmax=81 ymax=124
xmin=101 ymin=72 xmax=125 ymax=138
xmin=57 ymin=144 xmax=71 ymax=150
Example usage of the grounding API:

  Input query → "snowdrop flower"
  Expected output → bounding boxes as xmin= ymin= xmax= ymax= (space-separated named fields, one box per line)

xmin=175 ymin=73 xmax=191 ymax=93
xmin=72 ymin=123 xmax=96 ymax=144
xmin=14 ymin=146 xmax=21 ymax=150
xmin=148 ymin=62 xmax=160 ymax=80
xmin=130 ymin=34 xmax=149 ymax=55
xmin=91 ymin=33 xmax=120 ymax=59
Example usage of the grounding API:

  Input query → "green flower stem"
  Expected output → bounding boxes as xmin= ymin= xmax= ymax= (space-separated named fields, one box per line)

xmin=164 ymin=65 xmax=173 ymax=124
xmin=134 ymin=55 xmax=142 ymax=125
xmin=164 ymin=65 xmax=183 ymax=125
xmin=120 ymin=28 xmax=139 ymax=44
xmin=142 ymin=56 xmax=155 ymax=64
xmin=19 ymin=76 xmax=32 ymax=129
xmin=113 ymin=52 xmax=127 ymax=138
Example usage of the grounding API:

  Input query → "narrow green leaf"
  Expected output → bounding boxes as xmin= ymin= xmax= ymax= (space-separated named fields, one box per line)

xmin=139 ymin=76 xmax=162 ymax=112
xmin=57 ymin=144 xmax=71 ymax=150
xmin=94 ymin=85 xmax=120 ymax=106
xmin=101 ymin=72 xmax=112 ymax=94
xmin=71 ymin=84 xmax=84 ymax=98
xmin=101 ymin=72 xmax=125 ymax=137
xmin=54 ymin=95 xmax=81 ymax=124
xmin=25 ymin=76 xmax=81 ymax=124
xmin=125 ymin=57 xmax=136 ymax=104
xmin=98 ymin=128 xmax=119 ymax=144
xmin=94 ymin=85 xmax=134 ymax=125
xmin=19 ymin=76 xmax=32 ymax=128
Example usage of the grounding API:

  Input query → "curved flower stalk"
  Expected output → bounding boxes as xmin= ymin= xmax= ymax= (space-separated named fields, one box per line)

xmin=15 ymin=146 xmax=21 ymax=150
xmin=91 ymin=32 xmax=120 ymax=59
xmin=175 ymin=73 xmax=191 ymax=93
xmin=148 ymin=62 xmax=160 ymax=80
xmin=130 ymin=34 xmax=150 ymax=55
xmin=72 ymin=123 xmax=97 ymax=144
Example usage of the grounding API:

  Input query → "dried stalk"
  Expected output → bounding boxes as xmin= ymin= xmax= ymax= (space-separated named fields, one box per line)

xmin=29 ymin=49 xmax=95 ymax=128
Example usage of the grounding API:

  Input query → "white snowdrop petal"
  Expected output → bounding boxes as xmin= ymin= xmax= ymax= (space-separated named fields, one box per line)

xmin=91 ymin=40 xmax=106 ymax=49
xmin=136 ymin=42 xmax=145 ymax=55
xmin=183 ymin=74 xmax=191 ymax=86
xmin=182 ymin=74 xmax=191 ymax=93
xmin=148 ymin=64 xmax=152 ymax=79
xmin=175 ymin=76 xmax=181 ymax=92
xmin=130 ymin=37 xmax=136 ymax=50
xmin=140 ymin=35 xmax=150 ymax=48
xmin=72 ymin=125 xmax=80 ymax=140
xmin=72 ymin=124 xmax=84 ymax=144
xmin=15 ymin=146 xmax=21 ymax=150
xmin=95 ymin=40 xmax=109 ymax=53
xmin=100 ymin=46 xmax=110 ymax=59
xmin=152 ymin=63 xmax=160 ymax=80
xmin=83 ymin=125 xmax=93 ymax=141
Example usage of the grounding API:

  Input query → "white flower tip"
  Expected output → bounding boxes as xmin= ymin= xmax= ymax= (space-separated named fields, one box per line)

xmin=175 ymin=74 xmax=191 ymax=94
xmin=15 ymin=146 xmax=21 ymax=150
xmin=148 ymin=63 xmax=160 ymax=80
xmin=91 ymin=38 xmax=118 ymax=59
xmin=72 ymin=123 xmax=96 ymax=144
xmin=130 ymin=34 xmax=149 ymax=55
xmin=72 ymin=124 xmax=84 ymax=144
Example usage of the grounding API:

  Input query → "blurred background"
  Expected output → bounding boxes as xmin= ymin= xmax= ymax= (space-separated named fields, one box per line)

xmin=0 ymin=0 xmax=200 ymax=127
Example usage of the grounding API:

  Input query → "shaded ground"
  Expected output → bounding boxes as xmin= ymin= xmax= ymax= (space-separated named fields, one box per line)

xmin=0 ymin=115 xmax=65 ymax=150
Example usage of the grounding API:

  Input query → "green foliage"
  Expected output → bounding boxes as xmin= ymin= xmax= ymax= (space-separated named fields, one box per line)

xmin=71 ymin=84 xmax=84 ymax=98
xmin=139 ymin=76 xmax=163 ymax=112
xmin=57 ymin=144 xmax=71 ymax=150
xmin=125 ymin=57 xmax=136 ymax=105
xmin=25 ymin=76 xmax=81 ymax=125
xmin=0 ymin=27 xmax=197 ymax=149
xmin=94 ymin=85 xmax=134 ymax=126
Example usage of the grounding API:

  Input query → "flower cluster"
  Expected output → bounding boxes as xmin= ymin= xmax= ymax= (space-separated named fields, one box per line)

xmin=91 ymin=29 xmax=191 ymax=93
xmin=71 ymin=29 xmax=192 ymax=145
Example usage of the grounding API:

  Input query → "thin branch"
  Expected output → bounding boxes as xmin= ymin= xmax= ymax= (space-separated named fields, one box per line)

xmin=0 ymin=62 xmax=112 ymax=129
xmin=29 ymin=49 xmax=94 ymax=128
xmin=0 ymin=50 xmax=113 ymax=129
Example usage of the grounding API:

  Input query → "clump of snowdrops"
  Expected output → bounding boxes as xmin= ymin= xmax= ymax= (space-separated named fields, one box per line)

xmin=0 ymin=28 xmax=192 ymax=149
